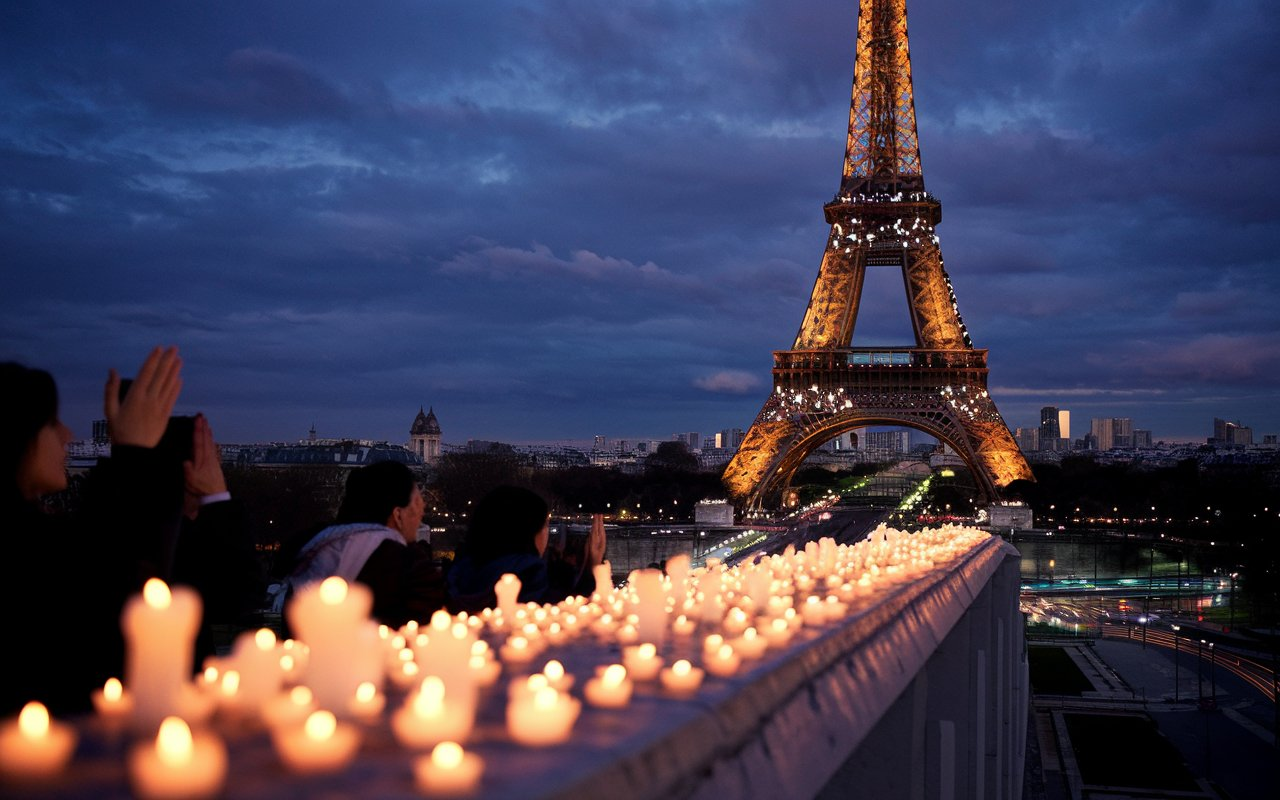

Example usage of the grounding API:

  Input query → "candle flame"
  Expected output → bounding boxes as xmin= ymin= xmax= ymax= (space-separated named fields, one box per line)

xmin=156 ymin=717 xmax=194 ymax=768
xmin=402 ymin=662 xmax=419 ymax=679
xmin=399 ymin=648 xmax=414 ymax=663
xmin=254 ymin=628 xmax=276 ymax=651
xmin=471 ymin=640 xmax=489 ymax=656
xmin=416 ymin=633 xmax=429 ymax=648
xmin=221 ymin=670 xmax=240 ymax=696
xmin=304 ymin=710 xmax=337 ymax=742
xmin=602 ymin=664 xmax=627 ymax=687
xmin=18 ymin=702 xmax=49 ymax=738
xmin=355 ymin=682 xmax=376 ymax=703
xmin=638 ymin=643 xmax=656 ymax=659
xmin=469 ymin=654 xmax=486 ymax=669
xmin=673 ymin=659 xmax=691 ymax=676
xmin=143 ymin=578 xmax=172 ymax=610
xmin=104 ymin=677 xmax=123 ymax=702
xmin=717 ymin=644 xmax=735 ymax=659
xmin=744 ymin=627 xmax=758 ymax=641
xmin=280 ymin=654 xmax=295 ymax=672
xmin=543 ymin=660 xmax=565 ymax=681
xmin=318 ymin=576 xmax=348 ymax=605
xmin=526 ymin=674 xmax=549 ymax=693
xmin=432 ymin=741 xmax=464 ymax=769
xmin=499 ymin=573 xmax=516 ymax=586
xmin=704 ymin=634 xmax=724 ymax=650
xmin=431 ymin=609 xmax=451 ymax=631
xmin=509 ymin=636 xmax=528 ymax=651
xmin=203 ymin=665 xmax=219 ymax=683
xmin=290 ymin=686 xmax=313 ymax=706
xmin=451 ymin=622 xmax=468 ymax=640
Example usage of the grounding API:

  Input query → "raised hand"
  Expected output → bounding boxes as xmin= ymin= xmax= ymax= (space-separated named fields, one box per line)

xmin=184 ymin=414 xmax=227 ymax=498
xmin=586 ymin=513 xmax=607 ymax=565
xmin=103 ymin=346 xmax=183 ymax=447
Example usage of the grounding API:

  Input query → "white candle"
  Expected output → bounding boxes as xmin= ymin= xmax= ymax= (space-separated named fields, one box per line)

xmin=468 ymin=653 xmax=501 ymax=688
xmin=92 ymin=677 xmax=135 ymax=728
xmin=262 ymin=686 xmax=317 ymax=730
xmin=583 ymin=664 xmax=632 ymax=708
xmin=672 ymin=614 xmax=697 ymax=637
xmin=541 ymin=660 xmax=574 ymax=692
xmin=761 ymin=617 xmax=793 ymax=647
xmin=703 ymin=643 xmax=741 ymax=677
xmin=414 ymin=612 xmax=477 ymax=700
xmin=631 ymin=568 xmax=666 ymax=647
xmin=507 ymin=686 xmax=579 ymax=746
xmin=622 ymin=643 xmax=663 ymax=681
xmin=347 ymin=681 xmax=385 ymax=723
xmin=392 ymin=676 xmax=475 ymax=749
xmin=699 ymin=563 xmax=723 ymax=624
xmin=666 ymin=554 xmax=691 ymax=604
xmin=733 ymin=627 xmax=768 ymax=659
xmin=494 ymin=573 xmax=521 ymax=620
xmin=660 ymin=659 xmax=705 ymax=696
xmin=286 ymin=577 xmax=379 ymax=712
xmin=592 ymin=560 xmax=613 ymax=599
xmin=272 ymin=710 xmax=361 ymax=774
xmin=0 ymin=702 xmax=77 ymax=782
xmin=122 ymin=578 xmax=202 ymax=731
xmin=226 ymin=628 xmax=282 ymax=710
xmin=800 ymin=595 xmax=826 ymax=626
xmin=128 ymin=717 xmax=226 ymax=800
xmin=415 ymin=741 xmax=484 ymax=797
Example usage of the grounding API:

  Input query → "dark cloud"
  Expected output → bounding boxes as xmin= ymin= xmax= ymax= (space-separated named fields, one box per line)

xmin=2 ymin=0 xmax=1277 ymax=444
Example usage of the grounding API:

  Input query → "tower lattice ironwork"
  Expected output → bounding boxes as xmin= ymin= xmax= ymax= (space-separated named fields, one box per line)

xmin=723 ymin=0 xmax=1032 ymax=508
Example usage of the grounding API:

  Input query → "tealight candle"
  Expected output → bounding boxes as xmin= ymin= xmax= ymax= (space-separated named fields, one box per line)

xmin=672 ymin=614 xmax=696 ymax=637
xmin=347 ymin=681 xmax=385 ymax=723
xmin=92 ymin=677 xmax=135 ymax=727
xmin=761 ymin=617 xmax=793 ymax=648
xmin=262 ymin=686 xmax=317 ymax=730
xmin=660 ymin=659 xmax=705 ymax=696
xmin=122 ymin=579 xmax=202 ymax=730
xmin=507 ymin=687 xmax=579 ymax=746
xmin=128 ymin=717 xmax=226 ymax=800
xmin=0 ymin=702 xmax=77 ymax=782
xmin=415 ymin=741 xmax=484 ymax=797
xmin=272 ymin=710 xmax=361 ymax=774
xmin=801 ymin=595 xmax=826 ymax=626
xmin=622 ymin=643 xmax=663 ymax=681
xmin=615 ymin=623 xmax=640 ymax=645
xmin=499 ymin=636 xmax=537 ymax=666
xmin=392 ymin=677 xmax=474 ymax=749
xmin=541 ymin=660 xmax=574 ymax=691
xmin=583 ymin=664 xmax=632 ymax=708
xmin=468 ymin=654 xmax=501 ymax=688
xmin=703 ymin=643 xmax=741 ymax=677
xmin=733 ymin=627 xmax=768 ymax=660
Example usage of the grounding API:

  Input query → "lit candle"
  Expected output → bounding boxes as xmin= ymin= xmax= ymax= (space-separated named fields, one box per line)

xmin=632 ymin=568 xmax=666 ymax=646
xmin=733 ymin=627 xmax=768 ymax=660
xmin=347 ymin=681 xmax=385 ymax=723
xmin=800 ymin=595 xmax=826 ymax=626
xmin=660 ymin=659 xmax=705 ymax=696
xmin=761 ymin=617 xmax=793 ymax=648
xmin=225 ymin=628 xmax=282 ymax=710
xmin=468 ymin=650 xmax=501 ymax=688
xmin=615 ymin=623 xmax=640 ymax=645
xmin=722 ymin=606 xmax=750 ymax=635
xmin=541 ymin=660 xmax=574 ymax=692
xmin=414 ymin=612 xmax=477 ymax=700
xmin=414 ymin=741 xmax=484 ymax=797
xmin=499 ymin=636 xmax=537 ymax=666
xmin=507 ymin=686 xmax=579 ymax=746
xmin=92 ymin=677 xmax=135 ymax=727
xmin=666 ymin=554 xmax=691 ymax=605
xmin=621 ymin=642 xmax=663 ymax=681
xmin=121 ymin=578 xmax=202 ymax=730
xmin=392 ymin=676 xmax=475 ymax=749
xmin=390 ymin=659 xmax=422 ymax=690
xmin=671 ymin=614 xmax=697 ymax=637
xmin=0 ymin=702 xmax=77 ymax=782
xmin=286 ymin=577 xmax=381 ymax=712
xmin=583 ymin=664 xmax=633 ymax=708
xmin=128 ymin=717 xmax=226 ymax=800
xmin=271 ymin=710 xmax=361 ymax=774
xmin=494 ymin=573 xmax=521 ymax=621
xmin=262 ymin=685 xmax=317 ymax=730
xmin=703 ymin=643 xmax=740 ymax=677
xmin=592 ymin=560 xmax=613 ymax=599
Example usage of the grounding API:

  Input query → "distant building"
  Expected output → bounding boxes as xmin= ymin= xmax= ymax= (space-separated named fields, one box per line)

xmin=593 ymin=435 xmax=607 ymax=451
xmin=1057 ymin=410 xmax=1070 ymax=444
xmin=1211 ymin=417 xmax=1252 ymax=447
xmin=409 ymin=407 xmax=442 ymax=464
xmin=673 ymin=432 xmax=701 ymax=450
xmin=1038 ymin=407 xmax=1059 ymax=451
xmin=865 ymin=430 xmax=910 ymax=453
xmin=1112 ymin=417 xmax=1133 ymax=449
xmin=1132 ymin=429 xmax=1152 ymax=448
xmin=91 ymin=419 xmax=110 ymax=445
xmin=1089 ymin=418 xmax=1114 ymax=451
xmin=694 ymin=500 xmax=735 ymax=526
xmin=1014 ymin=427 xmax=1039 ymax=452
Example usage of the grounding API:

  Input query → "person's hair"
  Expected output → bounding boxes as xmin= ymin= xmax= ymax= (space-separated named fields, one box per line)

xmin=0 ymin=362 xmax=59 ymax=497
xmin=464 ymin=485 xmax=549 ymax=563
xmin=336 ymin=461 xmax=417 ymax=525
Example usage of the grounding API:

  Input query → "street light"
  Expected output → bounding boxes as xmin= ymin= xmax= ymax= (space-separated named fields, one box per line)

xmin=1171 ymin=624 xmax=1181 ymax=703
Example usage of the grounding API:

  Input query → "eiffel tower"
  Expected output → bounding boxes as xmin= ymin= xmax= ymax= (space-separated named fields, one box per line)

xmin=723 ymin=0 xmax=1032 ymax=508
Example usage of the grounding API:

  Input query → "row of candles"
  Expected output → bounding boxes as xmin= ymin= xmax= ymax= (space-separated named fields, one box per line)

xmin=0 ymin=524 xmax=990 ymax=797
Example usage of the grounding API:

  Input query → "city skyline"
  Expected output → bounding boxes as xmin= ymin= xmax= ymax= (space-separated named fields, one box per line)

xmin=3 ymin=1 xmax=1278 ymax=445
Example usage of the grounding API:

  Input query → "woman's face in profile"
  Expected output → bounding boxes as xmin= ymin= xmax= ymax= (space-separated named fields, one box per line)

xmin=534 ymin=519 xmax=550 ymax=556
xmin=19 ymin=419 xmax=73 ymax=500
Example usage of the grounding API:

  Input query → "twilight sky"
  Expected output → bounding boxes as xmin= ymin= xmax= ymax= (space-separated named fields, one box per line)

xmin=3 ymin=0 xmax=1278 ymax=446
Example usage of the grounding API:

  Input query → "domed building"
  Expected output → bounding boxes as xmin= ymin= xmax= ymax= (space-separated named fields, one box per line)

xmin=409 ymin=407 xmax=442 ymax=465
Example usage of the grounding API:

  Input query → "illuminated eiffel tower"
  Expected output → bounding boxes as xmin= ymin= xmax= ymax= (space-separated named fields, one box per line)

xmin=724 ymin=0 xmax=1032 ymax=508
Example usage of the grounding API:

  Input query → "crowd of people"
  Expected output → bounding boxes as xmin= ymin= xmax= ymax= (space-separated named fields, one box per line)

xmin=2 ymin=347 xmax=606 ymax=716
